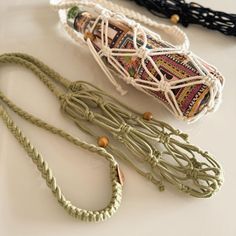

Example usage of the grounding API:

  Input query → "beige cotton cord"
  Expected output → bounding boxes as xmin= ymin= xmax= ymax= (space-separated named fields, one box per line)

xmin=0 ymin=53 xmax=223 ymax=198
xmin=51 ymin=0 xmax=224 ymax=122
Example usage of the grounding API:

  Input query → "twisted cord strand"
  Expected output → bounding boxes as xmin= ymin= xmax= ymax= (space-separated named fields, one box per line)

xmin=0 ymin=53 xmax=223 ymax=198
xmin=0 ymin=56 xmax=123 ymax=222
xmin=130 ymin=0 xmax=236 ymax=36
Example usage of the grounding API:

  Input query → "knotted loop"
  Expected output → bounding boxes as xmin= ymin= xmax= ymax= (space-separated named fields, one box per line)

xmin=84 ymin=110 xmax=95 ymax=121
xmin=118 ymin=122 xmax=132 ymax=136
xmin=95 ymin=96 xmax=106 ymax=107
xmin=68 ymin=81 xmax=84 ymax=92
xmin=136 ymin=47 xmax=149 ymax=58
xmin=190 ymin=158 xmax=202 ymax=169
xmin=204 ymin=75 xmax=215 ymax=85
xmin=125 ymin=76 xmax=136 ymax=86
xmin=186 ymin=168 xmax=200 ymax=180
xmin=158 ymin=132 xmax=170 ymax=144
xmin=158 ymin=80 xmax=171 ymax=92
xmin=101 ymin=9 xmax=113 ymax=19
xmin=127 ymin=19 xmax=141 ymax=29
xmin=101 ymin=46 xmax=112 ymax=57
xmin=153 ymin=149 xmax=162 ymax=160
xmin=172 ymin=129 xmax=189 ymax=141
xmin=145 ymin=151 xmax=161 ymax=168
xmin=180 ymin=184 xmax=190 ymax=193
xmin=59 ymin=92 xmax=74 ymax=110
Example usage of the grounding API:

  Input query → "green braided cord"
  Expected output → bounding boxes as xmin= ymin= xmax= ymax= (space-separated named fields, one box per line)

xmin=0 ymin=62 xmax=123 ymax=223
xmin=0 ymin=53 xmax=223 ymax=198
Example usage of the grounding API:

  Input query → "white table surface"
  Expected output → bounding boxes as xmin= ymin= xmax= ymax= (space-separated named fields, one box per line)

xmin=0 ymin=0 xmax=236 ymax=235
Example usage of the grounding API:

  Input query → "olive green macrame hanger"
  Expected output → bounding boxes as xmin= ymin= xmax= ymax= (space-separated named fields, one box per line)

xmin=0 ymin=53 xmax=223 ymax=199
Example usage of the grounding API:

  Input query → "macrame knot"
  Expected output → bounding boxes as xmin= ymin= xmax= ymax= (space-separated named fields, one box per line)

xmin=190 ymin=158 xmax=202 ymax=169
xmin=102 ymin=46 xmax=112 ymax=58
xmin=204 ymin=11 xmax=216 ymax=27
xmin=158 ymin=80 xmax=170 ymax=92
xmin=158 ymin=132 xmax=170 ymax=144
xmin=59 ymin=93 xmax=67 ymax=102
xmin=95 ymin=96 xmax=105 ymax=107
xmin=118 ymin=123 xmax=132 ymax=136
xmin=59 ymin=93 xmax=73 ymax=110
xmin=180 ymin=184 xmax=190 ymax=193
xmin=178 ymin=2 xmax=191 ymax=27
xmin=69 ymin=81 xmax=83 ymax=92
xmin=84 ymin=110 xmax=95 ymax=121
xmin=101 ymin=9 xmax=113 ymax=19
xmin=137 ymin=47 xmax=149 ymax=58
xmin=173 ymin=129 xmax=189 ymax=141
xmin=94 ymin=3 xmax=104 ymax=12
xmin=205 ymin=76 xmax=218 ymax=89
xmin=127 ymin=19 xmax=140 ymax=29
xmin=202 ymin=151 xmax=210 ymax=157
xmin=153 ymin=149 xmax=162 ymax=160
xmin=145 ymin=152 xmax=160 ymax=167
xmin=186 ymin=168 xmax=199 ymax=179
xmin=126 ymin=76 xmax=136 ymax=85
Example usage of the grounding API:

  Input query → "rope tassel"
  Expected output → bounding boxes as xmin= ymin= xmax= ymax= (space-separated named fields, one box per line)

xmin=0 ymin=53 xmax=223 ymax=199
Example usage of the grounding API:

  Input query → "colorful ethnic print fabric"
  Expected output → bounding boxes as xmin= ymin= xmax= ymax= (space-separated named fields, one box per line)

xmin=74 ymin=12 xmax=224 ymax=119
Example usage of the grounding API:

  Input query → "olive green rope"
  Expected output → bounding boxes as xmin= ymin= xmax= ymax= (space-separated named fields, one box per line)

xmin=0 ymin=53 xmax=223 ymax=199
xmin=0 ymin=105 xmax=123 ymax=222
xmin=0 ymin=56 xmax=123 ymax=222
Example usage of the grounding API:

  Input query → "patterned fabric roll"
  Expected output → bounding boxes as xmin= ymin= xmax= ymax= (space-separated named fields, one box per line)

xmin=67 ymin=8 xmax=224 ymax=122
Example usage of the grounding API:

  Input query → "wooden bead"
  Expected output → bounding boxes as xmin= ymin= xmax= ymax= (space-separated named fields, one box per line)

xmin=170 ymin=14 xmax=180 ymax=24
xmin=97 ymin=136 xmax=109 ymax=148
xmin=143 ymin=112 xmax=153 ymax=121
xmin=84 ymin=31 xmax=95 ymax=41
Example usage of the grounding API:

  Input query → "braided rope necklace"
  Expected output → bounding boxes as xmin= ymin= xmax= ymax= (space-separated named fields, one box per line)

xmin=130 ymin=0 xmax=236 ymax=36
xmin=0 ymin=53 xmax=223 ymax=203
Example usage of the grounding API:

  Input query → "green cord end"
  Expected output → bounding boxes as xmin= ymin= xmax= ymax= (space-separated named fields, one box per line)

xmin=67 ymin=6 xmax=80 ymax=20
xmin=67 ymin=6 xmax=82 ymax=29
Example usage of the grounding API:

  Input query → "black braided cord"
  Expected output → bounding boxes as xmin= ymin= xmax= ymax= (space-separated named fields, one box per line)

xmin=130 ymin=0 xmax=236 ymax=36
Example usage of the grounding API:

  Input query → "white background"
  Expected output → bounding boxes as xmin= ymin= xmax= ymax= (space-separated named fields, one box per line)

xmin=0 ymin=0 xmax=235 ymax=235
